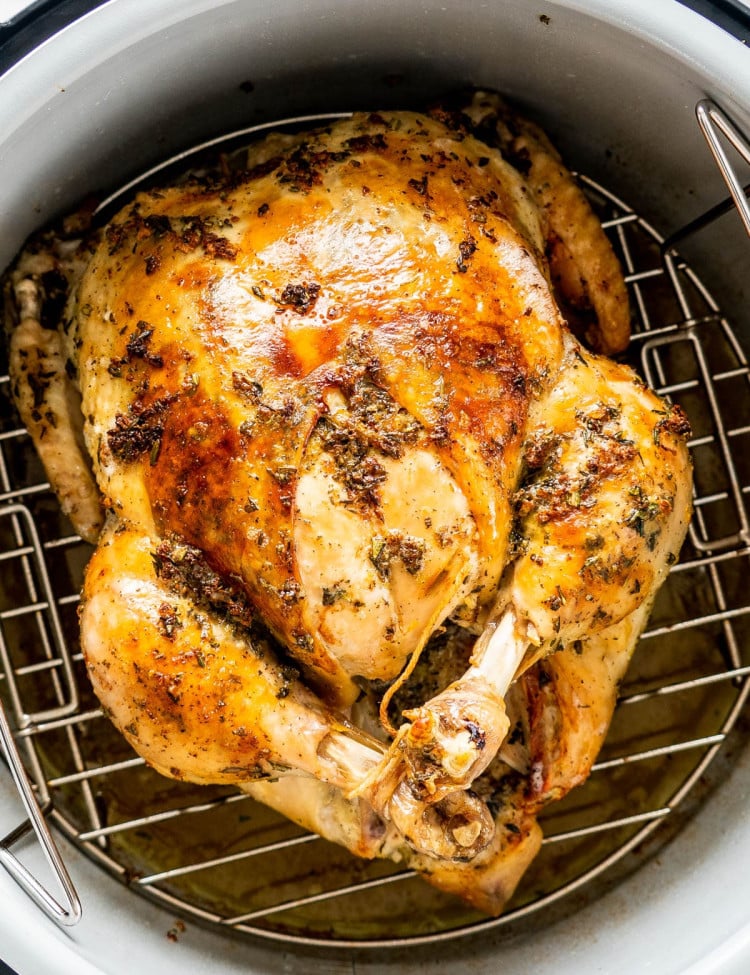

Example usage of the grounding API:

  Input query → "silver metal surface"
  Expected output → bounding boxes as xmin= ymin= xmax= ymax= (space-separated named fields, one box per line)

xmin=0 ymin=102 xmax=749 ymax=949
xmin=696 ymin=99 xmax=750 ymax=239
xmin=0 ymin=698 xmax=81 ymax=926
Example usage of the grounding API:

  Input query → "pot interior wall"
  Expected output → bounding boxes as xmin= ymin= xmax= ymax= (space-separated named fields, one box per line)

xmin=2 ymin=0 xmax=749 ymax=335
xmin=1 ymin=1 xmax=750 ymax=972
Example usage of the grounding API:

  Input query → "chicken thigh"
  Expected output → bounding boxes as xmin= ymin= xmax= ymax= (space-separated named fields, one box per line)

xmin=5 ymin=105 xmax=692 ymax=912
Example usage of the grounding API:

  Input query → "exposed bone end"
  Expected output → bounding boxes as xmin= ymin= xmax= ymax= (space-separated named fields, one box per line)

xmin=451 ymin=819 xmax=483 ymax=849
xmin=341 ymin=733 xmax=496 ymax=861
xmin=408 ymin=712 xmax=481 ymax=783
xmin=13 ymin=277 xmax=45 ymax=322
xmin=342 ymin=611 xmax=524 ymax=861
xmin=414 ymin=813 xmax=543 ymax=916
xmin=388 ymin=782 xmax=495 ymax=862
xmin=399 ymin=672 xmax=512 ymax=799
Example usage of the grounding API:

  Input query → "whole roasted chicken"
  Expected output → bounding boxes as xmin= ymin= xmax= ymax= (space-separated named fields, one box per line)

xmin=5 ymin=94 xmax=692 ymax=915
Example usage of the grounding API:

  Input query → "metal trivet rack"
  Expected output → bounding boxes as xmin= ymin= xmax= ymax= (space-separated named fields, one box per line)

xmin=0 ymin=100 xmax=749 ymax=949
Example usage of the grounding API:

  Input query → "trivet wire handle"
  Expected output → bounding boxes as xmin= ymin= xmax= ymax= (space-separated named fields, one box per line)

xmin=0 ymin=698 xmax=82 ymax=926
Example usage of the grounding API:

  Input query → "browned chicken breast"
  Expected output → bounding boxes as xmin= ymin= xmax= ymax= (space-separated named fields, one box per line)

xmin=4 ymin=104 xmax=692 ymax=914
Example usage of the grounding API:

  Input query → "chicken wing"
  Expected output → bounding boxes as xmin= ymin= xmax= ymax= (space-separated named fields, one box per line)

xmin=458 ymin=90 xmax=632 ymax=354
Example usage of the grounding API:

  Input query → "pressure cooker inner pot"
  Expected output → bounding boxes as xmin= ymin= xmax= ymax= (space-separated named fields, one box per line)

xmin=0 ymin=0 xmax=749 ymax=955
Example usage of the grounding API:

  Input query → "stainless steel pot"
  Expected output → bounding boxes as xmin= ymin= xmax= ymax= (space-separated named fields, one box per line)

xmin=1 ymin=1 xmax=749 ymax=972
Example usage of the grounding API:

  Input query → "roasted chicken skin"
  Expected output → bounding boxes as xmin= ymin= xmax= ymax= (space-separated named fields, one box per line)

xmin=5 ymin=104 xmax=692 ymax=914
xmin=459 ymin=90 xmax=632 ymax=355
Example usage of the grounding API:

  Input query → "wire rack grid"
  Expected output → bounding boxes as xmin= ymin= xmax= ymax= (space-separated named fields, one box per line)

xmin=0 ymin=112 xmax=749 ymax=949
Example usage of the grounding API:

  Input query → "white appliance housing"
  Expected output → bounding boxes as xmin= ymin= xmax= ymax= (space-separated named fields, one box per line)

xmin=1 ymin=2 xmax=749 ymax=972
